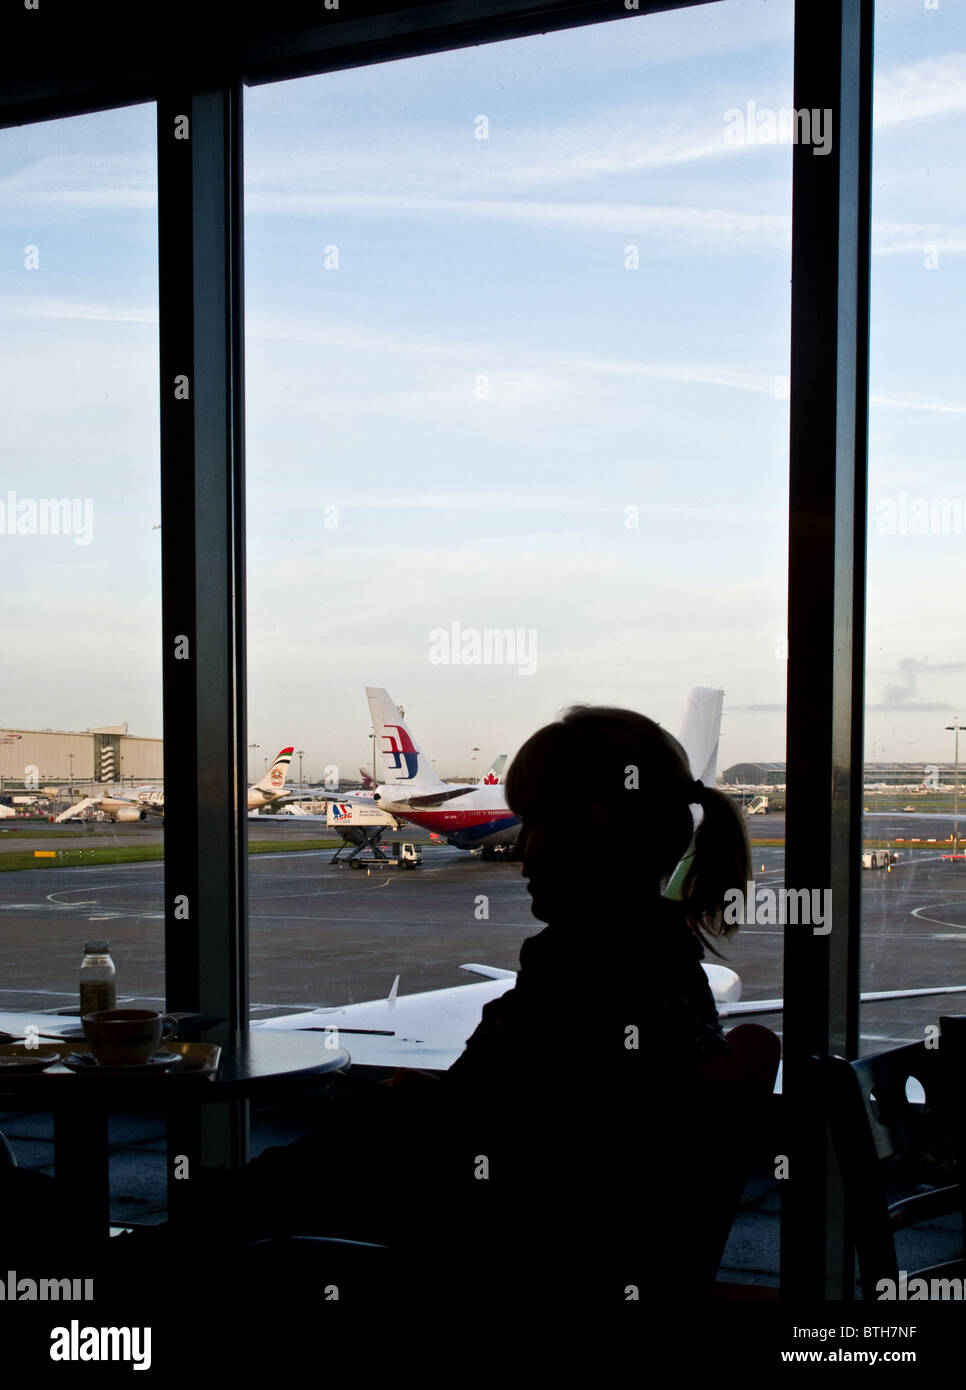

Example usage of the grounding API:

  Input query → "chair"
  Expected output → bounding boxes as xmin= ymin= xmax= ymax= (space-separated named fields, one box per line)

xmin=820 ymin=1040 xmax=965 ymax=1298
xmin=694 ymin=1023 xmax=782 ymax=1289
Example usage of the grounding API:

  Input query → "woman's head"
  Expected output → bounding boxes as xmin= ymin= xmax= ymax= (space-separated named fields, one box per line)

xmin=506 ymin=704 xmax=750 ymax=939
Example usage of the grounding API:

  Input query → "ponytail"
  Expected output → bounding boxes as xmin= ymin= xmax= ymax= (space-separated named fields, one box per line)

xmin=681 ymin=784 xmax=751 ymax=947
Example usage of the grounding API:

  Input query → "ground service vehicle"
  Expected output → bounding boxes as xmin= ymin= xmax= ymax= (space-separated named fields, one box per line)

xmin=347 ymin=842 xmax=422 ymax=869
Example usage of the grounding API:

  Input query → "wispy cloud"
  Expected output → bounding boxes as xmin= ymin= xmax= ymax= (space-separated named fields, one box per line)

xmin=9 ymin=300 xmax=157 ymax=324
xmin=582 ymin=359 xmax=966 ymax=417
xmin=874 ymin=52 xmax=966 ymax=129
xmin=577 ymin=358 xmax=785 ymax=397
xmin=245 ymin=188 xmax=790 ymax=248
xmin=873 ymin=219 xmax=966 ymax=256
xmin=870 ymin=388 xmax=966 ymax=416
xmin=0 ymin=154 xmax=155 ymax=210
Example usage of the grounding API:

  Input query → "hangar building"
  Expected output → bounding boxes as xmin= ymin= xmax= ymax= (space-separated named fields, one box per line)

xmin=0 ymin=724 xmax=163 ymax=790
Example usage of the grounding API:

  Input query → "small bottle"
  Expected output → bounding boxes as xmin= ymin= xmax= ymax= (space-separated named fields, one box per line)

xmin=80 ymin=940 xmax=116 ymax=1016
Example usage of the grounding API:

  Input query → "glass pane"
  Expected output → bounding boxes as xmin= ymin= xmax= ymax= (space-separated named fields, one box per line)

xmin=0 ymin=105 xmax=162 ymax=1204
xmin=862 ymin=3 xmax=966 ymax=1065
xmin=244 ymin=0 xmax=793 ymax=1284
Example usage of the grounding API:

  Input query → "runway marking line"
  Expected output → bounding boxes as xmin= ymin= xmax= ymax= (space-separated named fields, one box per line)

xmin=911 ymin=901 xmax=966 ymax=931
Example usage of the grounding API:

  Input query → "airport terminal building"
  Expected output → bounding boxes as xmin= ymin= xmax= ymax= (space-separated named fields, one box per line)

xmin=0 ymin=724 xmax=163 ymax=790
xmin=722 ymin=762 xmax=963 ymax=789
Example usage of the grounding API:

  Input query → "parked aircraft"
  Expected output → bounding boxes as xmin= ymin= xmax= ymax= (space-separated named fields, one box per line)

xmin=56 ymin=747 xmax=295 ymax=822
xmin=318 ymin=688 xmax=520 ymax=854
xmin=321 ymin=686 xmax=723 ymax=856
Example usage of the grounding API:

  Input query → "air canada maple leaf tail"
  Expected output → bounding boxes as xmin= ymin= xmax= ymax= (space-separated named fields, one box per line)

xmin=365 ymin=687 xmax=448 ymax=791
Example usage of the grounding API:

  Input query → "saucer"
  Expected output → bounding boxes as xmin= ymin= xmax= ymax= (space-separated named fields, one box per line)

xmin=0 ymin=1046 xmax=60 ymax=1072
xmin=62 ymin=1051 xmax=181 ymax=1074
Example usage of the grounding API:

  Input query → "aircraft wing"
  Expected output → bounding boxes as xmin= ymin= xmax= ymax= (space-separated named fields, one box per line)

xmin=392 ymin=786 xmax=475 ymax=808
xmin=251 ymin=961 xmax=743 ymax=1069
xmin=280 ymin=790 xmax=377 ymax=806
xmin=459 ymin=964 xmax=517 ymax=980
xmin=716 ymin=982 xmax=966 ymax=1017
xmin=251 ymin=970 xmax=516 ymax=1069
xmin=252 ymin=965 xmax=966 ymax=1071
xmin=288 ymin=785 xmax=476 ymax=810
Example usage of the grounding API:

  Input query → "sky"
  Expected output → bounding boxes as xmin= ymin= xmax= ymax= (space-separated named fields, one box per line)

xmin=0 ymin=0 xmax=964 ymax=781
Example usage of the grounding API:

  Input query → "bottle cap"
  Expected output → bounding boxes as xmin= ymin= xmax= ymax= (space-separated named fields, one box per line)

xmin=83 ymin=940 xmax=111 ymax=954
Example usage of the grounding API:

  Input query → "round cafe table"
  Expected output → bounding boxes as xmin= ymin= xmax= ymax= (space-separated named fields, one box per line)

xmin=0 ymin=1022 xmax=350 ymax=1244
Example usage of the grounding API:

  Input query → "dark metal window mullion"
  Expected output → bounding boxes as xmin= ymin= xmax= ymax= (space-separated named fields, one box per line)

xmin=158 ymin=84 xmax=249 ymax=1181
xmin=781 ymin=0 xmax=873 ymax=1302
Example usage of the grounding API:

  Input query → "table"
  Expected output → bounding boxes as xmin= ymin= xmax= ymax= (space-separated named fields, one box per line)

xmin=0 ymin=1015 xmax=350 ymax=1244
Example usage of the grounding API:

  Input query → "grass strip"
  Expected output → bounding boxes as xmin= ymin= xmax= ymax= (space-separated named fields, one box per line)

xmin=0 ymin=840 xmax=343 ymax=871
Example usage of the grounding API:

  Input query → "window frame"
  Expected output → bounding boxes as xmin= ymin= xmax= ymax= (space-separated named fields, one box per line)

xmin=0 ymin=0 xmax=872 ymax=1302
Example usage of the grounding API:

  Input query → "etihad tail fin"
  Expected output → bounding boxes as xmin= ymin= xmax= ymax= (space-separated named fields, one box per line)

xmin=676 ymin=687 xmax=724 ymax=788
xmin=255 ymin=747 xmax=294 ymax=794
xmin=366 ymin=688 xmax=448 ymax=791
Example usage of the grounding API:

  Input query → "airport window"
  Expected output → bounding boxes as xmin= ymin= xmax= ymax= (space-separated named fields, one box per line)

xmin=860 ymin=4 xmax=966 ymax=1049
xmin=8 ymin=0 xmax=945 ymax=1335
xmin=0 ymin=105 xmax=163 ymax=1022
xmin=242 ymin=0 xmax=793 ymax=1253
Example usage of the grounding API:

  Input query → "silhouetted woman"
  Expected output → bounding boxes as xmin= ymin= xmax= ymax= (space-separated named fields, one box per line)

xmin=438 ymin=704 xmax=759 ymax=1305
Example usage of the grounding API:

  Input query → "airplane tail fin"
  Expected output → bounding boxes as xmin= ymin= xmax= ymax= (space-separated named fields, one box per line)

xmin=481 ymin=753 xmax=507 ymax=785
xmin=665 ymin=687 xmax=725 ymax=900
xmin=676 ymin=687 xmax=724 ymax=787
xmin=366 ymin=688 xmax=448 ymax=791
xmin=255 ymin=747 xmax=294 ymax=794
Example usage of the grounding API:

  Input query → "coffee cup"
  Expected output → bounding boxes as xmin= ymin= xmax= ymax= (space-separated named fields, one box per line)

xmin=82 ymin=1009 xmax=179 ymax=1066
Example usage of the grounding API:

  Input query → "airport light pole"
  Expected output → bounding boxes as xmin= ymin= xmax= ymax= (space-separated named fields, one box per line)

xmin=946 ymin=720 xmax=961 ymax=856
xmin=297 ymin=749 xmax=304 ymax=791
xmin=471 ymin=746 xmax=480 ymax=782
xmin=68 ymin=753 xmax=74 ymax=789
xmin=249 ymin=743 xmax=259 ymax=784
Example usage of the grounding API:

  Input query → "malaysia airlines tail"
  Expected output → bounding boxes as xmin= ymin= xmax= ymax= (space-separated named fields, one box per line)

xmin=676 ymin=687 xmax=724 ymax=786
xmin=366 ymin=688 xmax=451 ymax=793
xmin=254 ymin=747 xmax=294 ymax=795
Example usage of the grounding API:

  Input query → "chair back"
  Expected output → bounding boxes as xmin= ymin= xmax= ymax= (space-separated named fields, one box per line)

xmin=821 ymin=1042 xmax=955 ymax=1292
